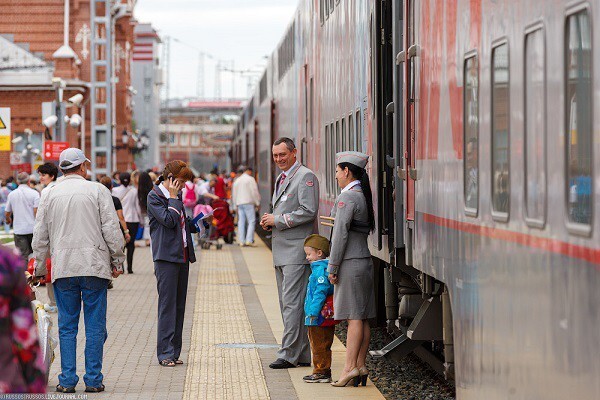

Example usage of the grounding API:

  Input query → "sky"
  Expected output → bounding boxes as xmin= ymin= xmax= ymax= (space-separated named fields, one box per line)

xmin=134 ymin=0 xmax=299 ymax=100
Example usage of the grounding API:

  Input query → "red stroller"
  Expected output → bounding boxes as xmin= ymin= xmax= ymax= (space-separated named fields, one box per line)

xmin=210 ymin=199 xmax=235 ymax=244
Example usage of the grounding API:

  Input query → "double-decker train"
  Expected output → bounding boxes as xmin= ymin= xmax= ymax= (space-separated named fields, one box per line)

xmin=232 ymin=1 xmax=600 ymax=398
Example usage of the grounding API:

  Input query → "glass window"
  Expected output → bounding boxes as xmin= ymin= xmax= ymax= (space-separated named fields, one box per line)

xmin=169 ymin=133 xmax=176 ymax=145
xmin=491 ymin=43 xmax=510 ymax=216
xmin=329 ymin=0 xmax=335 ymax=15
xmin=356 ymin=110 xmax=361 ymax=151
xmin=319 ymin=0 xmax=325 ymax=25
xmin=525 ymin=28 xmax=546 ymax=224
xmin=566 ymin=10 xmax=593 ymax=226
xmin=349 ymin=113 xmax=355 ymax=151
xmin=341 ymin=118 xmax=346 ymax=150
xmin=463 ymin=55 xmax=479 ymax=213
xmin=324 ymin=125 xmax=330 ymax=196
xmin=179 ymin=133 xmax=189 ymax=146
xmin=191 ymin=133 xmax=200 ymax=147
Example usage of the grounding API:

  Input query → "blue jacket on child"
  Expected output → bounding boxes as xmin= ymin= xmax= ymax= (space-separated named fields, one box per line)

xmin=304 ymin=259 xmax=334 ymax=326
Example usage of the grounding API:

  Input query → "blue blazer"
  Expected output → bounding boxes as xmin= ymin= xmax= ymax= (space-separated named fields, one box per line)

xmin=147 ymin=185 xmax=197 ymax=264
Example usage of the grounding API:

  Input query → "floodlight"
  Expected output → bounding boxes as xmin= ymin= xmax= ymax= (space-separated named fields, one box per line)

xmin=69 ymin=114 xmax=82 ymax=128
xmin=68 ymin=94 xmax=84 ymax=107
xmin=64 ymin=115 xmax=70 ymax=124
xmin=11 ymin=136 xmax=23 ymax=144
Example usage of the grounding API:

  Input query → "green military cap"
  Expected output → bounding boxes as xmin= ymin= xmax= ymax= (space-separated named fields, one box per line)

xmin=336 ymin=151 xmax=369 ymax=169
xmin=304 ymin=234 xmax=330 ymax=256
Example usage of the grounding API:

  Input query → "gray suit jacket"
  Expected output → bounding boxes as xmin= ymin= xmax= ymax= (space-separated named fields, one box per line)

xmin=327 ymin=187 xmax=372 ymax=274
xmin=270 ymin=163 xmax=319 ymax=266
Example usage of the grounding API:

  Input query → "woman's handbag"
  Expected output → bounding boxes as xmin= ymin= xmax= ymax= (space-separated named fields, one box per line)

xmin=319 ymin=294 xmax=337 ymax=327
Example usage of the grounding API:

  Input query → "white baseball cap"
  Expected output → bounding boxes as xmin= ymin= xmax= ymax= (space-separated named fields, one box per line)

xmin=59 ymin=148 xmax=90 ymax=170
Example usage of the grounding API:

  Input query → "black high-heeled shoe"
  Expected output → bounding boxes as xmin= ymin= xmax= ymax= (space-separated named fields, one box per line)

xmin=358 ymin=366 xmax=368 ymax=386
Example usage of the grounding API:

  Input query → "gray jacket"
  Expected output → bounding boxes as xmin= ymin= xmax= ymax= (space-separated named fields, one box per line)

xmin=327 ymin=187 xmax=372 ymax=274
xmin=271 ymin=163 xmax=319 ymax=266
xmin=32 ymin=175 xmax=126 ymax=282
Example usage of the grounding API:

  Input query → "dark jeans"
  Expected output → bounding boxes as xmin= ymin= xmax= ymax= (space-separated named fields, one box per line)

xmin=54 ymin=276 xmax=109 ymax=388
xmin=154 ymin=260 xmax=189 ymax=362
xmin=14 ymin=233 xmax=33 ymax=262
xmin=125 ymin=222 xmax=139 ymax=273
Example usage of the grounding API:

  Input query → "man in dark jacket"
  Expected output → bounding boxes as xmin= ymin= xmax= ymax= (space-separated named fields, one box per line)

xmin=147 ymin=161 xmax=197 ymax=367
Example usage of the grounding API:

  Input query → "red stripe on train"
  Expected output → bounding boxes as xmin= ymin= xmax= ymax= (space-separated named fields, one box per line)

xmin=423 ymin=213 xmax=600 ymax=268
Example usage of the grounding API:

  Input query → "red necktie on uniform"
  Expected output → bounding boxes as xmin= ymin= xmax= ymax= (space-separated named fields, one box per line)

xmin=277 ymin=173 xmax=286 ymax=196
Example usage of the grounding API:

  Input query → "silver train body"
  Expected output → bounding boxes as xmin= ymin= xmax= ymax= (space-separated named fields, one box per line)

xmin=232 ymin=1 xmax=600 ymax=398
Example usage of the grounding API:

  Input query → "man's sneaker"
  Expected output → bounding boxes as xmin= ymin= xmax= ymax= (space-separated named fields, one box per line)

xmin=56 ymin=384 xmax=75 ymax=393
xmin=303 ymin=373 xmax=332 ymax=383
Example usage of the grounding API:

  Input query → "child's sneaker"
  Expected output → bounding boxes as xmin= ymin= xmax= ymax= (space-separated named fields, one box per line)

xmin=303 ymin=373 xmax=332 ymax=383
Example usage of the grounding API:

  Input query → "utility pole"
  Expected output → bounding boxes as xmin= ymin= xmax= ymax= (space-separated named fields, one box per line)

xmin=164 ymin=36 xmax=171 ymax=161
xmin=214 ymin=60 xmax=222 ymax=100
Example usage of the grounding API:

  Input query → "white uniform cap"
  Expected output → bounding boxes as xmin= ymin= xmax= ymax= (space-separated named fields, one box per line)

xmin=335 ymin=151 xmax=369 ymax=169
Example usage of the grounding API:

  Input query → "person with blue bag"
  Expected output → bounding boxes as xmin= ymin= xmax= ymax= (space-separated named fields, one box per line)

xmin=302 ymin=234 xmax=336 ymax=383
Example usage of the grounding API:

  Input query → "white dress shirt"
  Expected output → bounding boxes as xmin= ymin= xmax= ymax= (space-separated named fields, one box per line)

xmin=341 ymin=180 xmax=361 ymax=193
xmin=231 ymin=173 xmax=261 ymax=209
xmin=159 ymin=183 xmax=187 ymax=248
xmin=6 ymin=184 xmax=40 ymax=235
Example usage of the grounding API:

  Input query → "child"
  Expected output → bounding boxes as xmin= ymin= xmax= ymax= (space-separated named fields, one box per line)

xmin=302 ymin=234 xmax=336 ymax=383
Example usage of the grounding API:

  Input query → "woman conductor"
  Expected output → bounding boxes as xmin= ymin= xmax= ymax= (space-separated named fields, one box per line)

xmin=328 ymin=151 xmax=376 ymax=387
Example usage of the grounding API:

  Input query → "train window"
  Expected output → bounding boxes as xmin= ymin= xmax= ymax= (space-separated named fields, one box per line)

xmin=565 ymin=10 xmax=593 ymax=230
xmin=349 ymin=113 xmax=355 ymax=151
xmin=329 ymin=0 xmax=335 ymax=14
xmin=491 ymin=42 xmax=510 ymax=219
xmin=341 ymin=118 xmax=346 ymax=150
xmin=463 ymin=53 xmax=479 ymax=216
xmin=325 ymin=124 xmax=330 ymax=196
xmin=356 ymin=110 xmax=362 ymax=151
xmin=524 ymin=27 xmax=546 ymax=226
xmin=319 ymin=0 xmax=325 ymax=25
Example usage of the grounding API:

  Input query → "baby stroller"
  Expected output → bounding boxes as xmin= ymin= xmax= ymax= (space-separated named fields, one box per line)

xmin=194 ymin=204 xmax=222 ymax=250
xmin=211 ymin=199 xmax=235 ymax=245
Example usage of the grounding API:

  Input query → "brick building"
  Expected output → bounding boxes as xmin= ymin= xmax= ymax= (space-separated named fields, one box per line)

xmin=0 ymin=0 xmax=138 ymax=177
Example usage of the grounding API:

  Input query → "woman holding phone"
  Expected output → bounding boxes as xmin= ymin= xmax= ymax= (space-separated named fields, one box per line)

xmin=147 ymin=160 xmax=197 ymax=367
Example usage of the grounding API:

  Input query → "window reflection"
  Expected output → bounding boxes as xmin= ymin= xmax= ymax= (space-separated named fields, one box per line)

xmin=492 ymin=43 xmax=510 ymax=215
xmin=464 ymin=56 xmax=479 ymax=212
xmin=566 ymin=11 xmax=593 ymax=226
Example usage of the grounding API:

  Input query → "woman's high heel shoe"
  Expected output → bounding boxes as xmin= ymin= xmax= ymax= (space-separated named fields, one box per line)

xmin=331 ymin=368 xmax=360 ymax=387
xmin=358 ymin=366 xmax=369 ymax=386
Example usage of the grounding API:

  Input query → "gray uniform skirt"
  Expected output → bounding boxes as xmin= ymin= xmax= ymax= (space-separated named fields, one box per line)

xmin=333 ymin=257 xmax=376 ymax=320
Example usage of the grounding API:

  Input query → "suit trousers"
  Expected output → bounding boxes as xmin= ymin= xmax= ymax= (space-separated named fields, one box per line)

xmin=154 ymin=260 xmax=189 ymax=362
xmin=308 ymin=326 xmax=335 ymax=375
xmin=275 ymin=263 xmax=311 ymax=365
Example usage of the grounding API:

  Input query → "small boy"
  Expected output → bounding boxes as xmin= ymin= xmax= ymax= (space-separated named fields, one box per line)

xmin=302 ymin=234 xmax=335 ymax=383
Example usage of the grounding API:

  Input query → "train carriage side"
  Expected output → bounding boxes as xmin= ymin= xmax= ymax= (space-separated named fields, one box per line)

xmin=408 ymin=0 xmax=600 ymax=398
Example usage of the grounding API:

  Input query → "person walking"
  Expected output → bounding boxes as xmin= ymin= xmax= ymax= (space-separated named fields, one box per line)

xmin=147 ymin=160 xmax=197 ymax=367
xmin=232 ymin=166 xmax=260 ymax=246
xmin=260 ymin=137 xmax=319 ymax=369
xmin=0 ymin=180 xmax=12 ymax=235
xmin=112 ymin=172 xmax=142 ymax=273
xmin=5 ymin=172 xmax=40 ymax=262
xmin=327 ymin=151 xmax=376 ymax=387
xmin=31 ymin=148 xmax=125 ymax=393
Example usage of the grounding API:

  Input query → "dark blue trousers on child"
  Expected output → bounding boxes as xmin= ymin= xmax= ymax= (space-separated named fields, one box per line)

xmin=154 ymin=260 xmax=189 ymax=362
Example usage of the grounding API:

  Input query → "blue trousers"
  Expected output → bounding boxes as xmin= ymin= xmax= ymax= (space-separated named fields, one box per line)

xmin=154 ymin=260 xmax=189 ymax=362
xmin=237 ymin=203 xmax=256 ymax=244
xmin=54 ymin=276 xmax=108 ymax=388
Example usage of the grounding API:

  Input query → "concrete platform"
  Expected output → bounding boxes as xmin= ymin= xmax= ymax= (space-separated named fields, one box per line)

xmin=41 ymin=238 xmax=385 ymax=399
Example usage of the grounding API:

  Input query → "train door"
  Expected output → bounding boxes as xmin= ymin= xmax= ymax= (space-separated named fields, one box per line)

xmin=372 ymin=0 xmax=395 ymax=254
xmin=392 ymin=0 xmax=404 ymax=251
xmin=269 ymin=100 xmax=277 ymax=198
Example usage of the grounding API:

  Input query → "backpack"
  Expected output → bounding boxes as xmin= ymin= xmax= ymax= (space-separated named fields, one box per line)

xmin=183 ymin=182 xmax=198 ymax=208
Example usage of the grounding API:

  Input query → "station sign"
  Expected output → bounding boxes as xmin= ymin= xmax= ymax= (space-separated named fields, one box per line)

xmin=0 ymin=108 xmax=11 ymax=151
xmin=44 ymin=141 xmax=69 ymax=161
xmin=9 ymin=152 xmax=23 ymax=165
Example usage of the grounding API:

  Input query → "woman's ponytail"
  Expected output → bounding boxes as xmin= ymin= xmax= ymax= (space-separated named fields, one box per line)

xmin=338 ymin=162 xmax=375 ymax=232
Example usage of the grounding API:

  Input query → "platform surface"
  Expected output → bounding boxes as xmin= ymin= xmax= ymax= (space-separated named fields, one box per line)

xmin=41 ymin=238 xmax=385 ymax=399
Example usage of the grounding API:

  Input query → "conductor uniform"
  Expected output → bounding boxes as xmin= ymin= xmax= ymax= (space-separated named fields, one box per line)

xmin=271 ymin=161 xmax=319 ymax=366
xmin=328 ymin=152 xmax=376 ymax=320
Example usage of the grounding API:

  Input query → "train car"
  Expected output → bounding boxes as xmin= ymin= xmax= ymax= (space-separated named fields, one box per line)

xmin=232 ymin=1 xmax=600 ymax=399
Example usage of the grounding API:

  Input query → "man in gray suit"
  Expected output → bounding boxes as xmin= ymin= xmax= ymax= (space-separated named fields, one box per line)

xmin=260 ymin=137 xmax=319 ymax=369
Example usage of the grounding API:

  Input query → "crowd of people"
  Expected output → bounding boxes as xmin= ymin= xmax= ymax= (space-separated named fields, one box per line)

xmin=1 ymin=136 xmax=376 ymax=394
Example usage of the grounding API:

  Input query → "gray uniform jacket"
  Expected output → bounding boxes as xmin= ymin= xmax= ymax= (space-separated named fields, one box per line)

xmin=328 ymin=187 xmax=372 ymax=274
xmin=271 ymin=163 xmax=319 ymax=266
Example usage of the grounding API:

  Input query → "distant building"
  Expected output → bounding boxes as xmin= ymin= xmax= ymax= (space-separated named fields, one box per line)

xmin=131 ymin=23 xmax=162 ymax=171
xmin=160 ymin=100 xmax=243 ymax=173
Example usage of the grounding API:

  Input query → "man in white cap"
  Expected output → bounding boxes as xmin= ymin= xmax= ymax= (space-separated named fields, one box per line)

xmin=32 ymin=148 xmax=125 ymax=394
xmin=5 ymin=171 xmax=40 ymax=262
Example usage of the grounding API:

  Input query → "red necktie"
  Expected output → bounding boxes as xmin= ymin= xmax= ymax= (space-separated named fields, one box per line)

xmin=277 ymin=173 xmax=286 ymax=195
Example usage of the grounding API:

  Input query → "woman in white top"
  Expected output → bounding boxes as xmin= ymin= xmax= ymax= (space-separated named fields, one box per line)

xmin=112 ymin=172 xmax=142 ymax=273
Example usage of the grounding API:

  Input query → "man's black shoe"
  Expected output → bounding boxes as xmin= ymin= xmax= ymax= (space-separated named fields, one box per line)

xmin=269 ymin=358 xmax=296 ymax=369
xmin=298 ymin=362 xmax=311 ymax=367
